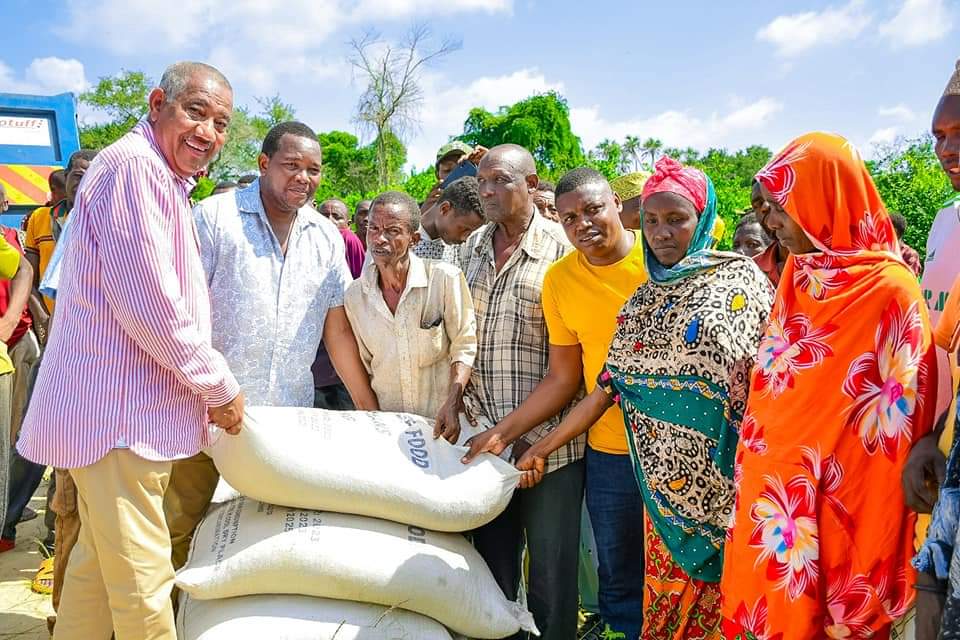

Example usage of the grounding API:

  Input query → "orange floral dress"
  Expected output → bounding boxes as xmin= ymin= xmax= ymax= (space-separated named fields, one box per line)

xmin=720 ymin=132 xmax=937 ymax=640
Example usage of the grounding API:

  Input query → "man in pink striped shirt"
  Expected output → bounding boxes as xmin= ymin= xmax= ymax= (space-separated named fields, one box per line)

xmin=17 ymin=61 xmax=242 ymax=640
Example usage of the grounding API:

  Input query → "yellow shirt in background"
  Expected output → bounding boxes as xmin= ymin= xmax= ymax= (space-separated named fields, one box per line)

xmin=542 ymin=231 xmax=647 ymax=454
xmin=24 ymin=202 xmax=67 ymax=312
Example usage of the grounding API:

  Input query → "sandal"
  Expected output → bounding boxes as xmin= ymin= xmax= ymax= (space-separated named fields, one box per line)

xmin=31 ymin=556 xmax=54 ymax=595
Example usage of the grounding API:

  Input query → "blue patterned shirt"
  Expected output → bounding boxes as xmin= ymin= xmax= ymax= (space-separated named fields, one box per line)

xmin=194 ymin=181 xmax=352 ymax=407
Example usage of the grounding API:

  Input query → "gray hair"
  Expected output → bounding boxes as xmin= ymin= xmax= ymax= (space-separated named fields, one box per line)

xmin=159 ymin=61 xmax=232 ymax=102
xmin=370 ymin=191 xmax=421 ymax=234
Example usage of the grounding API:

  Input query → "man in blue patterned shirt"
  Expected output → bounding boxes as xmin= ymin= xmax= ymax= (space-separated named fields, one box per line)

xmin=163 ymin=121 xmax=378 ymax=569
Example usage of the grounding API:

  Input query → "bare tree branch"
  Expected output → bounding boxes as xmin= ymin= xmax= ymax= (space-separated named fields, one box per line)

xmin=348 ymin=23 xmax=462 ymax=187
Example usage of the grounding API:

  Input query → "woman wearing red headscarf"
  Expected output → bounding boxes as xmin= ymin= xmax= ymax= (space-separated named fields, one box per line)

xmin=518 ymin=157 xmax=774 ymax=638
xmin=720 ymin=132 xmax=936 ymax=640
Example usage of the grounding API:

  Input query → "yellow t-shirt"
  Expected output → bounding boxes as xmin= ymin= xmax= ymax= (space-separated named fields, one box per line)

xmin=24 ymin=203 xmax=67 ymax=312
xmin=0 ymin=235 xmax=22 ymax=375
xmin=542 ymin=231 xmax=647 ymax=454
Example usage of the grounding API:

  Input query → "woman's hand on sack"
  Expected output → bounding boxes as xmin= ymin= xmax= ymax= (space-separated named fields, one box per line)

xmin=515 ymin=447 xmax=546 ymax=489
xmin=434 ymin=396 xmax=463 ymax=444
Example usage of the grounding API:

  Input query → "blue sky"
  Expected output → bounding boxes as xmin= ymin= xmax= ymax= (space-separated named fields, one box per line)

xmin=1 ymin=0 xmax=956 ymax=170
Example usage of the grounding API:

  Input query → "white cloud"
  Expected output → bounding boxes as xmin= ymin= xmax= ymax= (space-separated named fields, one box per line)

xmin=403 ymin=68 xmax=563 ymax=169
xmin=878 ymin=104 xmax=916 ymax=122
xmin=0 ymin=57 xmax=89 ymax=95
xmin=757 ymin=0 xmax=873 ymax=57
xmin=58 ymin=0 xmax=511 ymax=55
xmin=569 ymin=97 xmax=784 ymax=154
xmin=868 ymin=126 xmax=899 ymax=146
xmin=879 ymin=0 xmax=954 ymax=47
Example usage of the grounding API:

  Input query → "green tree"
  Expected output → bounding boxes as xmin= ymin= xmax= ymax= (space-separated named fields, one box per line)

xmin=587 ymin=139 xmax=625 ymax=180
xmin=641 ymin=137 xmax=663 ymax=170
xmin=79 ymin=70 xmax=152 ymax=149
xmin=869 ymin=136 xmax=953 ymax=261
xmin=461 ymin=92 xmax=586 ymax=179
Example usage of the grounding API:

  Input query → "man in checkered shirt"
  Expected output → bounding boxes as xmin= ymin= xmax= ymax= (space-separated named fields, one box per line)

xmin=458 ymin=144 xmax=584 ymax=640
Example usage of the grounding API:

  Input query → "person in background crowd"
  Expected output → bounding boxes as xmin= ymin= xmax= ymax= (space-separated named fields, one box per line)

xmin=464 ymin=167 xmax=649 ymax=639
xmin=414 ymin=175 xmax=485 ymax=264
xmin=0 ymin=183 xmax=7 ymax=213
xmin=421 ymin=141 xmax=486 ymax=213
xmin=534 ymin=179 xmax=559 ymax=222
xmin=16 ymin=61 xmax=245 ymax=640
xmin=749 ymin=179 xmax=791 ymax=287
xmin=344 ymin=191 xmax=475 ymax=438
xmin=733 ymin=211 xmax=774 ymax=258
xmin=211 ymin=180 xmax=237 ymax=195
xmin=354 ymin=199 xmax=372 ymax=249
xmin=516 ymin=157 xmax=772 ymax=639
xmin=319 ymin=198 xmax=365 ymax=277
xmin=313 ymin=197 xmax=367 ymax=411
xmin=46 ymin=170 xmax=66 ymax=208
xmin=24 ymin=151 xmax=96 ymax=332
xmin=237 ymin=173 xmax=257 ymax=187
xmin=890 ymin=212 xmax=923 ymax=277
xmin=165 ymin=121 xmax=377 ymax=572
xmin=722 ymin=132 xmax=934 ymax=640
xmin=609 ymin=172 xmax=649 ymax=231
xmin=905 ymin=58 xmax=960 ymax=640
xmin=0 ymin=226 xmax=42 ymax=550
xmin=457 ymin=144 xmax=580 ymax=640
xmin=0 ymin=238 xmax=33 ymax=537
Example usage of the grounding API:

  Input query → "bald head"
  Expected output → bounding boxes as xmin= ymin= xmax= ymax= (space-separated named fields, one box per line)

xmin=481 ymin=144 xmax=537 ymax=179
xmin=319 ymin=198 xmax=350 ymax=229
xmin=477 ymin=144 xmax=540 ymax=226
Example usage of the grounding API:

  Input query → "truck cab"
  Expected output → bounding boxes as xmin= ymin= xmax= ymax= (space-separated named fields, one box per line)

xmin=0 ymin=92 xmax=80 ymax=228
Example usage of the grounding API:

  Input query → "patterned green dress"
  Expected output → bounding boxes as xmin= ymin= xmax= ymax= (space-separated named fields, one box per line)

xmin=598 ymin=256 xmax=773 ymax=639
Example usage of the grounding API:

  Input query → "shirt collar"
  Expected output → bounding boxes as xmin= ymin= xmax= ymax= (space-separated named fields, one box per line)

xmin=361 ymin=251 xmax=429 ymax=295
xmin=134 ymin=120 xmax=196 ymax=190
xmin=474 ymin=207 xmax=549 ymax=260
xmin=235 ymin=179 xmax=322 ymax=228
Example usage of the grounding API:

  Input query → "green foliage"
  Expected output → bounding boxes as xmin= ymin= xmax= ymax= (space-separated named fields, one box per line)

xmin=79 ymin=70 xmax=152 ymax=149
xmin=461 ymin=92 xmax=586 ymax=179
xmin=868 ymin=136 xmax=953 ymax=261
xmin=191 ymin=176 xmax=216 ymax=201
xmin=687 ymin=145 xmax=772 ymax=248
xmin=587 ymin=139 xmax=624 ymax=180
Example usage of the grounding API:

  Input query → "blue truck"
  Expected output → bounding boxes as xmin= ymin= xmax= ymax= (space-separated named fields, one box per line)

xmin=0 ymin=91 xmax=80 ymax=228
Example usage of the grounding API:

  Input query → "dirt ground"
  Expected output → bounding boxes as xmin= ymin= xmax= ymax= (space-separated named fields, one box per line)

xmin=0 ymin=477 xmax=54 ymax=640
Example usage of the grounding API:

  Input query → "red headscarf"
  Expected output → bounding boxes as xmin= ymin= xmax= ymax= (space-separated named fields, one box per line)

xmin=641 ymin=156 xmax=708 ymax=212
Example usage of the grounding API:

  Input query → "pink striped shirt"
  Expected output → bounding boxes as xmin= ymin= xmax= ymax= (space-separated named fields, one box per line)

xmin=17 ymin=121 xmax=239 ymax=469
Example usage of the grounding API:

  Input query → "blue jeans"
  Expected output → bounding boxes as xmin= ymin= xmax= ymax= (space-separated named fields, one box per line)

xmin=585 ymin=445 xmax=645 ymax=638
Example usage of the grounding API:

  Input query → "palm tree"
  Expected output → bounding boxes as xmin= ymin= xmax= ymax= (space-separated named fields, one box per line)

xmin=642 ymin=138 xmax=663 ymax=170
xmin=623 ymin=135 xmax=641 ymax=173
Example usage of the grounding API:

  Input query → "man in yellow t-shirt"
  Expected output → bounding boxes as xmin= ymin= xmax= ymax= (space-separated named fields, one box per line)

xmin=463 ymin=167 xmax=647 ymax=639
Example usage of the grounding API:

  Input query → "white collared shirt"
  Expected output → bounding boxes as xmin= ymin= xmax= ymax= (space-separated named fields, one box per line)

xmin=344 ymin=253 xmax=477 ymax=418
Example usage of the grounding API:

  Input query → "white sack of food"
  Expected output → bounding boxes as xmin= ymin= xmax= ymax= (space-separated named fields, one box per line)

xmin=177 ymin=593 xmax=453 ymax=640
xmin=175 ymin=497 xmax=538 ymax=639
xmin=206 ymin=406 xmax=519 ymax=532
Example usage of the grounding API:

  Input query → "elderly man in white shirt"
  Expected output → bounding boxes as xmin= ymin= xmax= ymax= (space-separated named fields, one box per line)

xmin=344 ymin=191 xmax=477 ymax=443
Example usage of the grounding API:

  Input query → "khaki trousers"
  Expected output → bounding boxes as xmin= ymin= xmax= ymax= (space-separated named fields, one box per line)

xmin=50 ymin=468 xmax=78 ymax=612
xmin=8 ymin=329 xmax=39 ymax=441
xmin=54 ymin=450 xmax=175 ymax=640
xmin=163 ymin=451 xmax=219 ymax=571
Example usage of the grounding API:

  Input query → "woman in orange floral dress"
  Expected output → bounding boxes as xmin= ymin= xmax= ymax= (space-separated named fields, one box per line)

xmin=720 ymin=132 xmax=937 ymax=640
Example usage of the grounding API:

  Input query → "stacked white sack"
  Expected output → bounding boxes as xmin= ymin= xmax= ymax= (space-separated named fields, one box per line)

xmin=205 ymin=406 xmax=519 ymax=532
xmin=176 ymin=593 xmax=453 ymax=640
xmin=175 ymin=497 xmax=538 ymax=639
